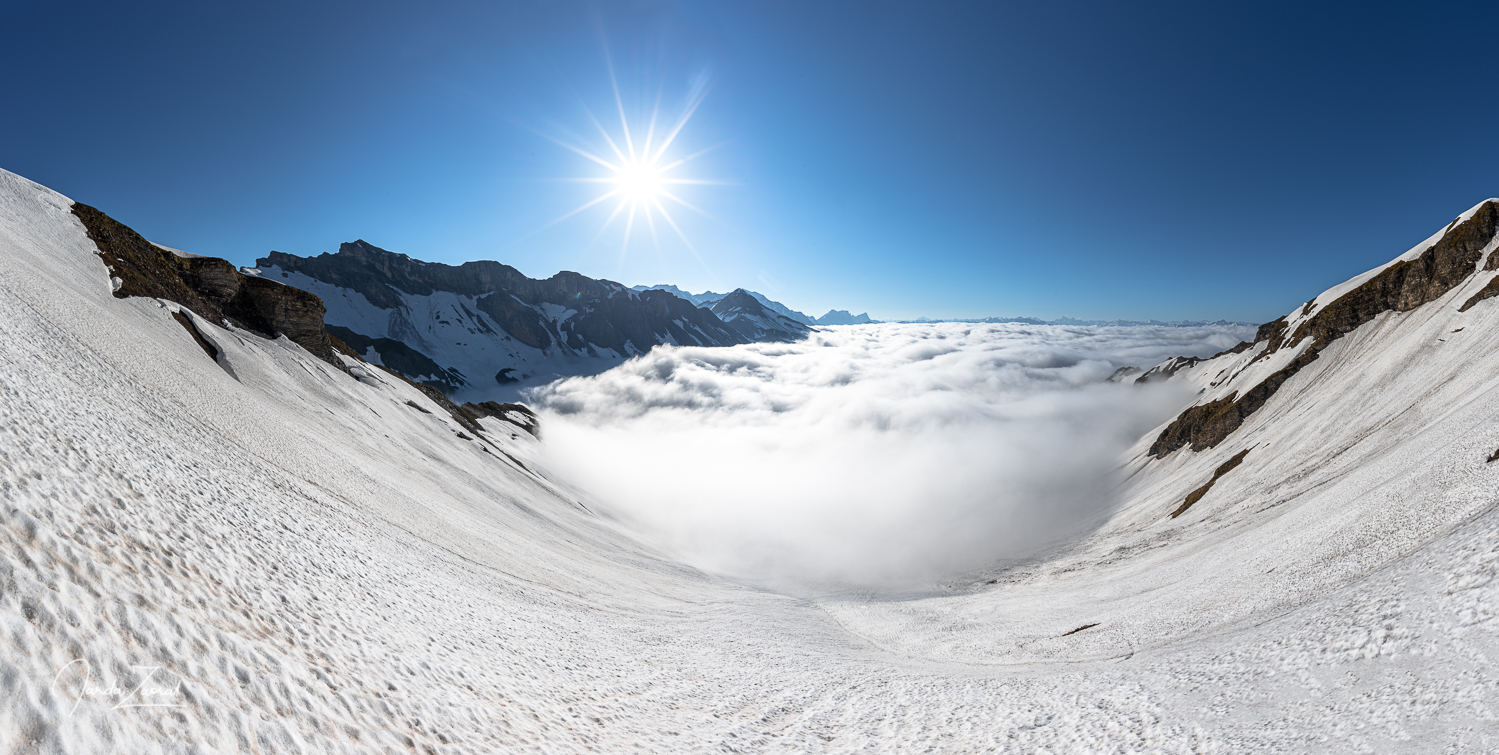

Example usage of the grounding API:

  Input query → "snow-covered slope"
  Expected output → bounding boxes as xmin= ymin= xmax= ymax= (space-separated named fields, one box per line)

xmin=4 ymin=165 xmax=1499 ymax=752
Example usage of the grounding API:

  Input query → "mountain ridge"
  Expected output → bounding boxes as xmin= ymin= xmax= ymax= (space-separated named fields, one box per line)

xmin=707 ymin=288 xmax=813 ymax=342
xmin=631 ymin=283 xmax=826 ymax=326
xmin=258 ymin=241 xmax=815 ymax=401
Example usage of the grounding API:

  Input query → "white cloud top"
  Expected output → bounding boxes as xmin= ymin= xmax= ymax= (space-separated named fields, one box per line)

xmin=533 ymin=321 xmax=1253 ymax=588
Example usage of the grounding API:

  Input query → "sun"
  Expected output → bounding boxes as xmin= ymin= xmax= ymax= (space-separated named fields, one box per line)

xmin=539 ymin=70 xmax=723 ymax=261
xmin=612 ymin=157 xmax=666 ymax=205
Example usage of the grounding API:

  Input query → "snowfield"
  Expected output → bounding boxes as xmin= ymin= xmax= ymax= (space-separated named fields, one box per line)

xmin=2 ymin=166 xmax=1499 ymax=753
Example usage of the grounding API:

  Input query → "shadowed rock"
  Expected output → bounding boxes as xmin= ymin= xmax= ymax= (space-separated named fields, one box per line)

xmin=1150 ymin=200 xmax=1499 ymax=457
xmin=709 ymin=289 xmax=812 ymax=342
xmin=1171 ymin=448 xmax=1250 ymax=518
xmin=73 ymin=203 xmax=343 ymax=370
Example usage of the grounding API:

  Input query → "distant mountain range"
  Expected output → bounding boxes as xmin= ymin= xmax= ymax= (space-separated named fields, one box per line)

xmin=236 ymin=239 xmax=1257 ymax=404
xmin=628 ymin=285 xmax=1247 ymax=328
xmin=706 ymin=289 xmax=811 ymax=342
xmin=253 ymin=242 xmax=820 ymax=401
xmin=631 ymin=284 xmax=873 ymax=326
xmin=896 ymin=316 xmax=1257 ymax=327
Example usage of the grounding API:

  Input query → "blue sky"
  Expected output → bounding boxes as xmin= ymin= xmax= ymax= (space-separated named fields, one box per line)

xmin=3 ymin=1 xmax=1497 ymax=322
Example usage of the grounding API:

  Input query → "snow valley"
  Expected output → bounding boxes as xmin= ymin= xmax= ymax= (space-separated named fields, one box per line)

xmin=3 ymin=164 xmax=1499 ymax=753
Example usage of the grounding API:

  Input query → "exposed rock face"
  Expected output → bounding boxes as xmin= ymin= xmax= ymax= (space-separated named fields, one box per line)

xmin=325 ymin=324 xmax=465 ymax=394
xmin=1135 ymin=356 xmax=1202 ymax=384
xmin=462 ymin=400 xmax=540 ymax=438
xmin=1209 ymin=340 xmax=1256 ymax=359
xmin=569 ymin=286 xmax=744 ymax=354
xmin=1171 ymin=448 xmax=1250 ymax=519
xmin=170 ymin=311 xmax=219 ymax=360
xmin=1460 ymin=275 xmax=1499 ymax=312
xmin=1288 ymin=200 xmax=1497 ymax=347
xmin=261 ymin=241 xmax=747 ymax=356
xmin=1149 ymin=200 xmax=1499 ymax=458
xmin=709 ymin=289 xmax=813 ymax=342
xmin=73 ymin=203 xmax=343 ymax=369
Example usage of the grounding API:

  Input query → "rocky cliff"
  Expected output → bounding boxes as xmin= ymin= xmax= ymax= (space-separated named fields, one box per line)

xmin=1145 ymin=199 xmax=1499 ymax=457
xmin=72 ymin=203 xmax=343 ymax=369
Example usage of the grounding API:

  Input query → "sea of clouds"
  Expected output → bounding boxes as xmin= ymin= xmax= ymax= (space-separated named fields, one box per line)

xmin=532 ymin=322 xmax=1254 ymax=590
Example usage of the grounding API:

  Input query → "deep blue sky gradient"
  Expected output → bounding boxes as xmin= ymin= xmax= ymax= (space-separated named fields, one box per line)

xmin=3 ymin=1 xmax=1497 ymax=322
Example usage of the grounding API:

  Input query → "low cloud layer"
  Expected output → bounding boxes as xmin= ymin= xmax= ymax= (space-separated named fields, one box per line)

xmin=532 ymin=322 xmax=1253 ymax=589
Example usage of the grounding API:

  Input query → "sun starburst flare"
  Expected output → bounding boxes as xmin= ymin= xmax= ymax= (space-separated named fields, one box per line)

xmin=542 ymin=70 xmax=726 ymax=265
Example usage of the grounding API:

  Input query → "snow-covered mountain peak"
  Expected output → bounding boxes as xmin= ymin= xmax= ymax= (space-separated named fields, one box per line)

xmin=708 ymin=288 xmax=814 ymax=343
xmin=631 ymin=283 xmax=828 ymax=326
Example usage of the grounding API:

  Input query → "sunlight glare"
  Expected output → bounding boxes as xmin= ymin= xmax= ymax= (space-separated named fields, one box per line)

xmin=614 ymin=159 xmax=665 ymax=204
xmin=540 ymin=69 xmax=724 ymax=264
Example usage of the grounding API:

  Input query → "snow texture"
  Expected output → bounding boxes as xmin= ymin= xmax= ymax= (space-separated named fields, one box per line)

xmin=3 ymin=166 xmax=1499 ymax=752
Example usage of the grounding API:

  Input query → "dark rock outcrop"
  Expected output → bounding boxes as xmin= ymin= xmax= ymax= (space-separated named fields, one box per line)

xmin=170 ymin=311 xmax=219 ymax=360
xmin=1209 ymin=340 xmax=1256 ymax=359
xmin=73 ymin=203 xmax=343 ymax=369
xmin=462 ymin=401 xmax=540 ymax=438
xmin=1136 ymin=356 xmax=1202 ymax=384
xmin=1171 ymin=448 xmax=1250 ymax=519
xmin=1459 ymin=274 xmax=1499 ymax=312
xmin=1150 ymin=200 xmax=1499 ymax=457
xmin=1060 ymin=623 xmax=1100 ymax=637
xmin=367 ymin=359 xmax=542 ymax=444
xmin=325 ymin=325 xmax=465 ymax=394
